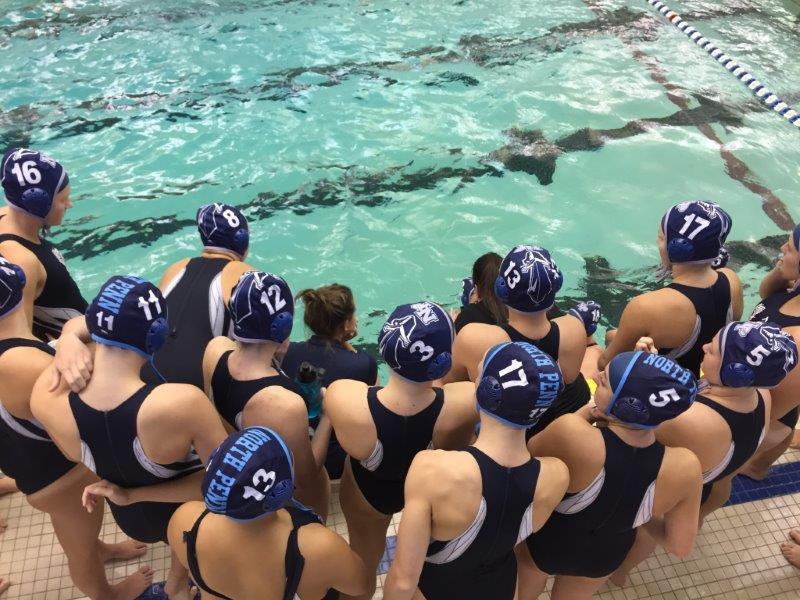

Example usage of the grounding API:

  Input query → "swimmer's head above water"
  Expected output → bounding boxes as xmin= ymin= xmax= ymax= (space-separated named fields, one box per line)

xmin=86 ymin=276 xmax=169 ymax=358
xmin=0 ymin=254 xmax=26 ymax=319
xmin=494 ymin=245 xmax=563 ymax=313
xmin=378 ymin=301 xmax=454 ymax=382
xmin=594 ymin=351 xmax=697 ymax=430
xmin=196 ymin=202 xmax=249 ymax=259
xmin=476 ymin=341 xmax=563 ymax=429
xmin=658 ymin=200 xmax=732 ymax=266
xmin=701 ymin=321 xmax=797 ymax=389
xmin=202 ymin=426 xmax=295 ymax=521
xmin=230 ymin=271 xmax=294 ymax=344
xmin=1 ymin=148 xmax=71 ymax=226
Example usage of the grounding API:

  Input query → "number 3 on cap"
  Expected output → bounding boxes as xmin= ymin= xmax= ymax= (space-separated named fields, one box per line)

xmin=503 ymin=261 xmax=521 ymax=290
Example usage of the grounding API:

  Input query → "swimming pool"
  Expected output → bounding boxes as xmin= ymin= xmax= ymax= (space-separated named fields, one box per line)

xmin=1 ymin=0 xmax=798 ymax=353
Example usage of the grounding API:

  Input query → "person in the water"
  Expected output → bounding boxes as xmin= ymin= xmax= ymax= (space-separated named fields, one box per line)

xmin=445 ymin=245 xmax=594 ymax=437
xmin=143 ymin=203 xmax=256 ymax=388
xmin=599 ymin=200 xmax=743 ymax=377
xmin=168 ymin=427 xmax=369 ymax=600
xmin=383 ymin=342 xmax=569 ymax=600
xmin=32 ymin=276 xmax=228 ymax=600
xmin=0 ymin=148 xmax=87 ymax=340
xmin=517 ymin=351 xmax=702 ymax=600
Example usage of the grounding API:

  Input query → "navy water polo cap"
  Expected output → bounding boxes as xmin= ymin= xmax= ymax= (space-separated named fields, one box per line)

xmin=477 ymin=342 xmax=563 ymax=429
xmin=460 ymin=277 xmax=474 ymax=307
xmin=1 ymin=148 xmax=69 ymax=219
xmin=202 ymin=427 xmax=294 ymax=521
xmin=0 ymin=255 xmax=26 ymax=319
xmin=230 ymin=271 xmax=294 ymax=344
xmin=605 ymin=351 xmax=697 ymax=429
xmin=661 ymin=201 xmax=732 ymax=264
xmin=197 ymin=203 xmax=249 ymax=258
xmin=717 ymin=321 xmax=797 ymax=388
xmin=86 ymin=276 xmax=169 ymax=358
xmin=494 ymin=245 xmax=563 ymax=313
xmin=378 ymin=301 xmax=454 ymax=382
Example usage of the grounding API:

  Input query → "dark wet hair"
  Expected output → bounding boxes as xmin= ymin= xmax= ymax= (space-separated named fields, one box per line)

xmin=472 ymin=252 xmax=508 ymax=324
xmin=296 ymin=283 xmax=356 ymax=339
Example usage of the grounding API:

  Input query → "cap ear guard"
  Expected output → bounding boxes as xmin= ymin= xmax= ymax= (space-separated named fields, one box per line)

xmin=233 ymin=228 xmax=249 ymax=256
xmin=270 ymin=312 xmax=293 ymax=343
xmin=146 ymin=317 xmax=170 ymax=355
xmin=494 ymin=275 xmax=509 ymax=302
xmin=476 ymin=375 xmax=502 ymax=411
xmin=720 ymin=362 xmax=755 ymax=387
xmin=610 ymin=396 xmax=651 ymax=425
xmin=427 ymin=351 xmax=452 ymax=380
xmin=667 ymin=237 xmax=696 ymax=263
xmin=19 ymin=187 xmax=53 ymax=219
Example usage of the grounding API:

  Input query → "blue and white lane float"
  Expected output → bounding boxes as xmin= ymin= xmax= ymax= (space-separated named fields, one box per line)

xmin=645 ymin=0 xmax=800 ymax=129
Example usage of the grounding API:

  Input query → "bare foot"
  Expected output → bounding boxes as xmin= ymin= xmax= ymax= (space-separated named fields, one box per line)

xmin=789 ymin=529 xmax=800 ymax=545
xmin=99 ymin=540 xmax=148 ymax=562
xmin=0 ymin=577 xmax=10 ymax=596
xmin=0 ymin=517 xmax=7 ymax=533
xmin=110 ymin=566 xmax=153 ymax=600
xmin=0 ymin=479 xmax=17 ymax=496
xmin=737 ymin=464 xmax=770 ymax=481
xmin=790 ymin=430 xmax=800 ymax=450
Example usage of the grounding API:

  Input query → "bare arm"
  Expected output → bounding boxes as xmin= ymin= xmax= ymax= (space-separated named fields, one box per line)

xmin=384 ymin=457 xmax=435 ymax=600
xmin=306 ymin=529 xmax=370 ymax=597
xmin=759 ymin=265 xmax=791 ymax=300
xmin=51 ymin=316 xmax=94 ymax=392
xmin=553 ymin=315 xmax=587 ymax=384
xmin=82 ymin=470 xmax=205 ymax=512
xmin=531 ymin=457 xmax=570 ymax=532
xmin=598 ymin=298 xmax=649 ymax=371
xmin=645 ymin=448 xmax=702 ymax=558
xmin=311 ymin=414 xmax=332 ymax=470
xmin=720 ymin=269 xmax=743 ymax=320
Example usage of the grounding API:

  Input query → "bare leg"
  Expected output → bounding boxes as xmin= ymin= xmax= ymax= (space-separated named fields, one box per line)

xmin=0 ymin=478 xmax=18 ymax=496
xmin=551 ymin=575 xmax=608 ymax=600
xmin=740 ymin=423 xmax=792 ymax=481
xmin=164 ymin=549 xmax=191 ymax=600
xmin=699 ymin=478 xmax=732 ymax=522
xmin=609 ymin=528 xmax=656 ymax=587
xmin=29 ymin=468 xmax=153 ymax=600
xmin=580 ymin=344 xmax=603 ymax=384
xmin=339 ymin=460 xmax=392 ymax=600
xmin=0 ymin=578 xmax=10 ymax=596
xmin=515 ymin=543 xmax=548 ymax=600
xmin=791 ymin=429 xmax=800 ymax=450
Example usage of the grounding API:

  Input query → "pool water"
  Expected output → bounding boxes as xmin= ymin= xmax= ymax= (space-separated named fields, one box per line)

xmin=1 ymin=0 xmax=798 ymax=353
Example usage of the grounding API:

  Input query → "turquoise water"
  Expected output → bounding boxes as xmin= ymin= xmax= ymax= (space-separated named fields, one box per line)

xmin=1 ymin=0 xmax=798 ymax=350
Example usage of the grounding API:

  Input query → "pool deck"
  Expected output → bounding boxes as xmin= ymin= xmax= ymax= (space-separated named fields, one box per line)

xmin=2 ymin=450 xmax=799 ymax=599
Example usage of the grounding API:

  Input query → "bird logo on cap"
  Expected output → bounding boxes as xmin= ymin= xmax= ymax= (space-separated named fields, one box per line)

xmin=518 ymin=246 xmax=559 ymax=306
xmin=379 ymin=314 xmax=418 ymax=364
xmin=410 ymin=302 xmax=439 ymax=326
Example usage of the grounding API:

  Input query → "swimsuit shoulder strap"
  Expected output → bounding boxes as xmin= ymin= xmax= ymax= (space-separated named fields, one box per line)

xmin=183 ymin=509 xmax=234 ymax=600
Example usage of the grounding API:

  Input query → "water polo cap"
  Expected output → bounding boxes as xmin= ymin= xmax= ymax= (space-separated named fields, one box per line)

xmin=1 ymin=148 xmax=69 ymax=219
xmin=202 ymin=427 xmax=294 ymax=521
xmin=477 ymin=341 xmax=563 ymax=429
xmin=197 ymin=203 xmax=249 ymax=258
xmin=230 ymin=271 xmax=294 ymax=344
xmin=605 ymin=351 xmax=697 ymax=429
xmin=661 ymin=201 xmax=732 ymax=264
xmin=0 ymin=255 xmax=26 ymax=319
xmin=494 ymin=245 xmax=563 ymax=313
xmin=378 ymin=301 xmax=454 ymax=382
xmin=86 ymin=276 xmax=169 ymax=358
xmin=717 ymin=321 xmax=798 ymax=388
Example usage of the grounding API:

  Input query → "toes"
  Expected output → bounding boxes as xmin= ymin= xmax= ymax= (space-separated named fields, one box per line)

xmin=790 ymin=529 xmax=800 ymax=544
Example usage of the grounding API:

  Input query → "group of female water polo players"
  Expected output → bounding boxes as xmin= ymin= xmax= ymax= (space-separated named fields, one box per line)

xmin=0 ymin=147 xmax=799 ymax=599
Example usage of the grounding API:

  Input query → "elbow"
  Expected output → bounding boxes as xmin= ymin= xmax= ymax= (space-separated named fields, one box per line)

xmin=384 ymin=574 xmax=419 ymax=599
